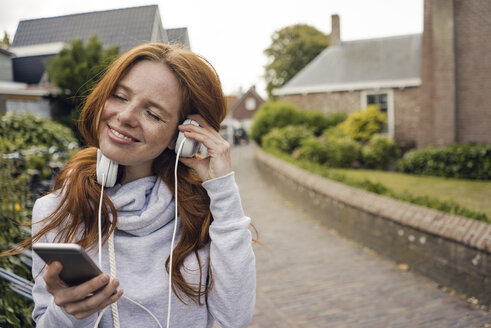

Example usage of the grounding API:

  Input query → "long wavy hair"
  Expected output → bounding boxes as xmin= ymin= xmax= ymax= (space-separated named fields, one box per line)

xmin=9 ymin=43 xmax=228 ymax=304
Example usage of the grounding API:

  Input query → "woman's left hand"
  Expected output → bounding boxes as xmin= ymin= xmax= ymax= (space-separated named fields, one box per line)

xmin=177 ymin=114 xmax=232 ymax=182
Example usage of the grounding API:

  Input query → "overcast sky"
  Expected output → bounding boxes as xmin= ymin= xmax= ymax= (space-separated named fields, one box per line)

xmin=0 ymin=0 xmax=423 ymax=97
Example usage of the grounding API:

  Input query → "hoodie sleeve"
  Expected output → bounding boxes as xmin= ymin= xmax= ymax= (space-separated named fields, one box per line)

xmin=31 ymin=195 xmax=98 ymax=328
xmin=202 ymin=172 xmax=256 ymax=328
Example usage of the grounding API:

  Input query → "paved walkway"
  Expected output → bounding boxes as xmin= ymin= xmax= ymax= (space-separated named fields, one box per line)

xmin=230 ymin=144 xmax=491 ymax=328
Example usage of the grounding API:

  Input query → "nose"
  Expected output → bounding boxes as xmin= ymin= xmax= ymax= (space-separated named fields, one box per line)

xmin=117 ymin=103 xmax=139 ymax=127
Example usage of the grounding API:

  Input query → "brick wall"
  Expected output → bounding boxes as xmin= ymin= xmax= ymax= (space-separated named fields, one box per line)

xmin=279 ymin=91 xmax=360 ymax=115
xmin=393 ymin=87 xmax=420 ymax=149
xmin=254 ymin=145 xmax=491 ymax=306
xmin=454 ymin=0 xmax=491 ymax=144
xmin=419 ymin=0 xmax=491 ymax=147
xmin=419 ymin=0 xmax=457 ymax=148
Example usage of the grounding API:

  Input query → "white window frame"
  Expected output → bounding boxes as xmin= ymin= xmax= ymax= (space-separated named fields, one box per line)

xmin=245 ymin=97 xmax=256 ymax=111
xmin=360 ymin=89 xmax=394 ymax=139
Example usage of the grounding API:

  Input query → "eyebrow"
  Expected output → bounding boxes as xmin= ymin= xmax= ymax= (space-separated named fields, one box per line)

xmin=116 ymin=83 xmax=172 ymax=118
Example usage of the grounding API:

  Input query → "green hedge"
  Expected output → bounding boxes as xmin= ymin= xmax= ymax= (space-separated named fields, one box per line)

xmin=0 ymin=157 xmax=34 ymax=327
xmin=265 ymin=148 xmax=489 ymax=223
xmin=337 ymin=105 xmax=386 ymax=143
xmin=0 ymin=112 xmax=78 ymax=153
xmin=0 ymin=113 xmax=79 ymax=327
xmin=262 ymin=125 xmax=315 ymax=153
xmin=362 ymin=134 xmax=401 ymax=170
xmin=253 ymin=103 xmax=399 ymax=170
xmin=295 ymin=134 xmax=363 ymax=168
xmin=397 ymin=143 xmax=491 ymax=180
xmin=250 ymin=101 xmax=337 ymax=145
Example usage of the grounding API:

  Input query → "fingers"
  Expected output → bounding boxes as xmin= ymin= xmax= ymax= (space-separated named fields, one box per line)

xmin=44 ymin=261 xmax=68 ymax=294
xmin=51 ymin=273 xmax=110 ymax=306
xmin=44 ymin=264 xmax=123 ymax=320
xmin=63 ymin=279 xmax=123 ymax=319
xmin=178 ymin=119 xmax=227 ymax=151
xmin=71 ymin=289 xmax=123 ymax=320
xmin=178 ymin=114 xmax=232 ymax=181
xmin=185 ymin=114 xmax=216 ymax=132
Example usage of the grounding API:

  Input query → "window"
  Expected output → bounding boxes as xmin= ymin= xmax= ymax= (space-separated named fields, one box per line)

xmin=245 ymin=97 xmax=256 ymax=111
xmin=366 ymin=93 xmax=388 ymax=133
xmin=361 ymin=90 xmax=394 ymax=138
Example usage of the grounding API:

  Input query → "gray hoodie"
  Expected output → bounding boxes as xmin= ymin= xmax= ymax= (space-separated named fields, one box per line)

xmin=31 ymin=172 xmax=256 ymax=327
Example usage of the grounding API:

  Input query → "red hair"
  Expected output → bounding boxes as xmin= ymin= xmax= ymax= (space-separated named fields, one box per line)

xmin=11 ymin=43 xmax=228 ymax=304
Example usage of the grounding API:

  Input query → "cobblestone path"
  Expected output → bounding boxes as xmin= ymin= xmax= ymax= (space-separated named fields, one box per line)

xmin=230 ymin=144 xmax=491 ymax=328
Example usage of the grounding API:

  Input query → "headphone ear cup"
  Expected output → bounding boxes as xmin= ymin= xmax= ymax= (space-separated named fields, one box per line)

xmin=97 ymin=149 xmax=118 ymax=187
xmin=175 ymin=119 xmax=201 ymax=157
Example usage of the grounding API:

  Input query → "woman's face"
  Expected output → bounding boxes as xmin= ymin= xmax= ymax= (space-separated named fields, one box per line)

xmin=98 ymin=60 xmax=182 ymax=178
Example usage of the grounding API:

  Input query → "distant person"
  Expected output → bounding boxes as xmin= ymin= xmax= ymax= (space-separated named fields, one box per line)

xmin=233 ymin=126 xmax=249 ymax=145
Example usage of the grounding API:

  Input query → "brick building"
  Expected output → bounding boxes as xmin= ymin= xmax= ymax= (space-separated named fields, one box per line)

xmin=274 ymin=15 xmax=421 ymax=149
xmin=229 ymin=86 xmax=265 ymax=130
xmin=418 ymin=0 xmax=491 ymax=147
xmin=274 ymin=0 xmax=491 ymax=149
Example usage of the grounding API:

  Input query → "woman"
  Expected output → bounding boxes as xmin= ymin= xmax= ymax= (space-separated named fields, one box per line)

xmin=28 ymin=43 xmax=256 ymax=327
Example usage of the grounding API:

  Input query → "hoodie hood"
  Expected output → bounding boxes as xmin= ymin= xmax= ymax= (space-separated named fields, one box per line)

xmin=105 ymin=176 xmax=175 ymax=236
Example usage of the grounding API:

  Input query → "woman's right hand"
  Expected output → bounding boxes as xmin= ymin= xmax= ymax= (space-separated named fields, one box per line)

xmin=43 ymin=261 xmax=123 ymax=320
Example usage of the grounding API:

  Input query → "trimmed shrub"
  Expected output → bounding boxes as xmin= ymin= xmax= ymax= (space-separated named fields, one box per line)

xmin=300 ymin=110 xmax=330 ymax=136
xmin=0 ymin=112 xmax=78 ymax=153
xmin=337 ymin=105 xmax=387 ymax=143
xmin=250 ymin=101 xmax=332 ymax=145
xmin=0 ymin=157 xmax=34 ymax=327
xmin=0 ymin=113 xmax=79 ymax=327
xmin=326 ymin=111 xmax=348 ymax=128
xmin=262 ymin=125 xmax=315 ymax=154
xmin=323 ymin=126 xmax=346 ymax=139
xmin=397 ymin=143 xmax=491 ymax=180
xmin=0 ymin=113 xmax=79 ymax=183
xmin=362 ymin=134 xmax=401 ymax=170
xmin=294 ymin=136 xmax=332 ymax=164
xmin=328 ymin=136 xmax=363 ymax=168
xmin=250 ymin=101 xmax=303 ymax=145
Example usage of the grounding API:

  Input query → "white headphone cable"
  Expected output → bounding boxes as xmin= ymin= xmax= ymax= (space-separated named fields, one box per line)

xmin=166 ymin=137 xmax=187 ymax=328
xmin=93 ymin=140 xmax=186 ymax=328
xmin=94 ymin=170 xmax=164 ymax=328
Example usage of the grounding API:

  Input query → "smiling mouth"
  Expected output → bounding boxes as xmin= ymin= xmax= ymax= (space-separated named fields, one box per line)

xmin=110 ymin=127 xmax=139 ymax=142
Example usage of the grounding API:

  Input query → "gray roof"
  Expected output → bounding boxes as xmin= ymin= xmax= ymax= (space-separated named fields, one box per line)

xmin=275 ymin=34 xmax=421 ymax=95
xmin=0 ymin=47 xmax=13 ymax=57
xmin=166 ymin=28 xmax=191 ymax=50
xmin=11 ymin=5 xmax=168 ymax=54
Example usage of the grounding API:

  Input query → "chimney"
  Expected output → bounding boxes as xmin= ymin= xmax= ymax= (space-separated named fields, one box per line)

xmin=331 ymin=14 xmax=340 ymax=46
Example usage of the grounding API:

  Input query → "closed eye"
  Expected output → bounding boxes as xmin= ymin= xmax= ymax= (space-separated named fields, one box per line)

xmin=146 ymin=110 xmax=162 ymax=121
xmin=112 ymin=94 xmax=127 ymax=101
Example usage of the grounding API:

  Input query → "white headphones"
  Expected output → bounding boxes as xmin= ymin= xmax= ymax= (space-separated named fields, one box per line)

xmin=175 ymin=119 xmax=201 ymax=158
xmin=96 ymin=119 xmax=201 ymax=187
xmin=96 ymin=149 xmax=119 ymax=187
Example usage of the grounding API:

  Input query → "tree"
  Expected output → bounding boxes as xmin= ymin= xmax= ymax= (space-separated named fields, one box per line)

xmin=46 ymin=34 xmax=119 ymax=142
xmin=264 ymin=24 xmax=329 ymax=99
xmin=1 ymin=31 xmax=10 ymax=47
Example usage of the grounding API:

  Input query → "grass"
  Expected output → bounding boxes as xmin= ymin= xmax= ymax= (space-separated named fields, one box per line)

xmin=263 ymin=147 xmax=491 ymax=223
xmin=330 ymin=168 xmax=491 ymax=219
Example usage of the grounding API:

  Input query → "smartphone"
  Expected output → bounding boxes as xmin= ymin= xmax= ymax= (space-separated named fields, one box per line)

xmin=32 ymin=243 xmax=103 ymax=287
